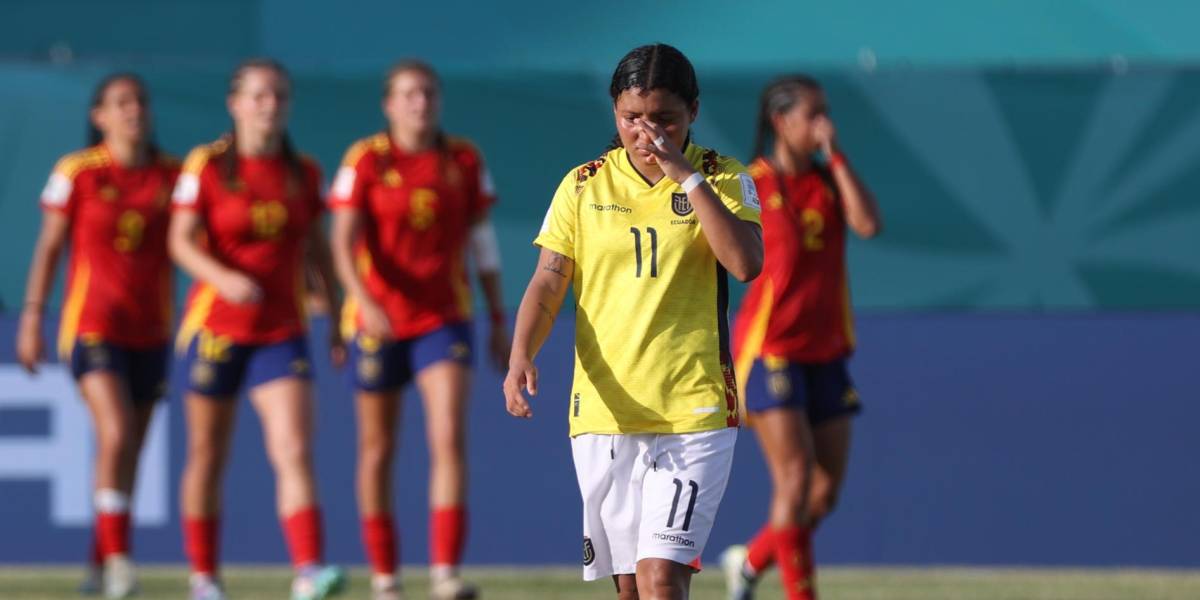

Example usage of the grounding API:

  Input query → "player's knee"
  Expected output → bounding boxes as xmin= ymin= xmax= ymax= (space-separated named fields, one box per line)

xmin=617 ymin=590 xmax=640 ymax=600
xmin=427 ymin=434 xmax=466 ymax=464
xmin=775 ymin=462 xmax=811 ymax=514
xmin=808 ymin=484 xmax=839 ymax=521
xmin=268 ymin=438 xmax=312 ymax=472
xmin=637 ymin=562 xmax=686 ymax=599
xmin=358 ymin=440 xmax=394 ymax=474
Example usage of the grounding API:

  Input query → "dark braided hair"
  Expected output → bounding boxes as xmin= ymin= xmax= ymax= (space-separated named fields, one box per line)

xmin=606 ymin=43 xmax=699 ymax=151
xmin=87 ymin=72 xmax=161 ymax=161
xmin=217 ymin=58 xmax=304 ymax=193
xmin=751 ymin=74 xmax=823 ymax=162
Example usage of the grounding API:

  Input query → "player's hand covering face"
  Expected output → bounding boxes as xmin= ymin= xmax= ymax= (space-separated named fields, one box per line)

xmin=613 ymin=87 xmax=697 ymax=171
xmin=772 ymin=90 xmax=832 ymax=157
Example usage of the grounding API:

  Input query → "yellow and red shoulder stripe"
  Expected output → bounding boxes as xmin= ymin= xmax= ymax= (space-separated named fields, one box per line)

xmin=53 ymin=146 xmax=110 ymax=180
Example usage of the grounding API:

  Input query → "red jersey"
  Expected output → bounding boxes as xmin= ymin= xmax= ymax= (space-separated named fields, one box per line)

xmin=40 ymin=145 xmax=179 ymax=357
xmin=733 ymin=158 xmax=855 ymax=370
xmin=328 ymin=133 xmax=496 ymax=339
xmin=172 ymin=139 xmax=324 ymax=347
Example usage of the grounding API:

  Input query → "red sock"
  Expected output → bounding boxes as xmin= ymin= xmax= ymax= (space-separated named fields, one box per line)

xmin=774 ymin=525 xmax=816 ymax=600
xmin=801 ymin=527 xmax=817 ymax=589
xmin=362 ymin=514 xmax=398 ymax=576
xmin=430 ymin=506 xmax=467 ymax=567
xmin=184 ymin=516 xmax=220 ymax=576
xmin=97 ymin=512 xmax=131 ymax=557
xmin=283 ymin=507 xmax=324 ymax=569
xmin=745 ymin=524 xmax=776 ymax=574
xmin=89 ymin=532 xmax=103 ymax=567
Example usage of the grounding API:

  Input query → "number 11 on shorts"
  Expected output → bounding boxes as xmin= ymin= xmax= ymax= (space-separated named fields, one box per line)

xmin=667 ymin=478 xmax=699 ymax=531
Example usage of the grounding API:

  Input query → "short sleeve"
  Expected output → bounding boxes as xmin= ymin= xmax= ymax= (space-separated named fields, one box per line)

xmin=39 ymin=160 xmax=78 ymax=214
xmin=532 ymin=173 xmax=577 ymax=260
xmin=328 ymin=142 xmax=371 ymax=211
xmin=711 ymin=158 xmax=762 ymax=226
xmin=172 ymin=147 xmax=211 ymax=211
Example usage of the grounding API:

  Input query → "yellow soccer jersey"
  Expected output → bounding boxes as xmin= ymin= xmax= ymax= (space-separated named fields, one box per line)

xmin=534 ymin=143 xmax=762 ymax=436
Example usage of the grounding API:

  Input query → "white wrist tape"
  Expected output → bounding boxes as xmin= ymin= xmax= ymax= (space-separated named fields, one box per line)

xmin=470 ymin=220 xmax=501 ymax=272
xmin=681 ymin=172 xmax=705 ymax=193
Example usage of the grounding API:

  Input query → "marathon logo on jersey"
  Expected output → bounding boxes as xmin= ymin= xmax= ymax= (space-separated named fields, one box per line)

xmin=671 ymin=192 xmax=693 ymax=216
xmin=589 ymin=203 xmax=632 ymax=214
xmin=652 ymin=532 xmax=696 ymax=548
xmin=583 ymin=537 xmax=596 ymax=566
xmin=573 ymin=392 xmax=581 ymax=417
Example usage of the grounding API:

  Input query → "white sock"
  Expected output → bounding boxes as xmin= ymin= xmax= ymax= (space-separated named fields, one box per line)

xmin=94 ymin=489 xmax=130 ymax=514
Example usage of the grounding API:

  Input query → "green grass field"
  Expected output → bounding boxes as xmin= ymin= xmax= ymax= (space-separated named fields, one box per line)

xmin=2 ymin=566 xmax=1199 ymax=600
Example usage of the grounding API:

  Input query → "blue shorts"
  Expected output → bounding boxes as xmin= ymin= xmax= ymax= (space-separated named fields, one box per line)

xmin=743 ymin=357 xmax=861 ymax=425
xmin=184 ymin=332 xmax=312 ymax=398
xmin=348 ymin=322 xmax=473 ymax=391
xmin=69 ymin=337 xmax=169 ymax=404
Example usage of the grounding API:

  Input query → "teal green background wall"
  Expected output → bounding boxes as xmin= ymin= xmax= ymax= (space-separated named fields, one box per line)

xmin=2 ymin=0 xmax=1198 ymax=311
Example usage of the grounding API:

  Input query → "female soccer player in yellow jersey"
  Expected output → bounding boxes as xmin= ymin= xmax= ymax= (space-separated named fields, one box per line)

xmin=504 ymin=43 xmax=763 ymax=600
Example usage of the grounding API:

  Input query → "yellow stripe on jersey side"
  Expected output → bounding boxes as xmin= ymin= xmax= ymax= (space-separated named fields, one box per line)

xmin=340 ymin=296 xmax=359 ymax=339
xmin=56 ymin=259 xmax=91 ymax=359
xmin=734 ymin=278 xmax=774 ymax=402
xmin=841 ymin=274 xmax=857 ymax=350
xmin=175 ymin=284 xmax=218 ymax=354
xmin=340 ymin=247 xmax=374 ymax=338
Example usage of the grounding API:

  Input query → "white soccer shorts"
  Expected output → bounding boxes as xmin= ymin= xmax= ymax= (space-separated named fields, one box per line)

xmin=571 ymin=428 xmax=737 ymax=581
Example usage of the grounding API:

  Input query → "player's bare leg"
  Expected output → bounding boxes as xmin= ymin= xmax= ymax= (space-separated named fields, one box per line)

xmin=808 ymin=417 xmax=852 ymax=524
xmin=722 ymin=408 xmax=817 ymax=600
xmin=755 ymin=409 xmax=816 ymax=529
xmin=181 ymin=392 xmax=237 ymax=599
xmin=635 ymin=558 xmax=692 ymax=600
xmin=356 ymin=389 xmax=404 ymax=599
xmin=80 ymin=372 xmax=145 ymax=599
xmin=613 ymin=574 xmax=639 ymax=599
xmin=417 ymin=361 xmax=476 ymax=599
xmin=251 ymin=378 xmax=319 ymax=516
xmin=251 ymin=377 xmax=346 ymax=599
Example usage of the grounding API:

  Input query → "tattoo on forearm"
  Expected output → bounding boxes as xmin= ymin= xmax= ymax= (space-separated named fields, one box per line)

xmin=541 ymin=252 xmax=568 ymax=278
xmin=536 ymin=301 xmax=557 ymax=323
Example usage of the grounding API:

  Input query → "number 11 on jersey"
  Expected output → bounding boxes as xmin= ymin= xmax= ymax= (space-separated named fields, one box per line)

xmin=630 ymin=226 xmax=658 ymax=278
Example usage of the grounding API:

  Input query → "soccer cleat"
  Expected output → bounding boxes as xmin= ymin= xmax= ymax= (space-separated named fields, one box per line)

xmin=103 ymin=555 xmax=137 ymax=599
xmin=429 ymin=574 xmax=479 ymax=600
xmin=78 ymin=565 xmax=103 ymax=596
xmin=291 ymin=565 xmax=347 ymax=600
xmin=370 ymin=574 xmax=406 ymax=600
xmin=189 ymin=574 xmax=227 ymax=600
xmin=720 ymin=544 xmax=756 ymax=600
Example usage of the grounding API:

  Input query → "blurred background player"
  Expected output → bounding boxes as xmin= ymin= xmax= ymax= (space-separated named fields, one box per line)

xmin=720 ymin=75 xmax=881 ymax=600
xmin=504 ymin=44 xmax=762 ymax=600
xmin=16 ymin=73 xmax=178 ymax=599
xmin=168 ymin=58 xmax=346 ymax=600
xmin=328 ymin=60 xmax=508 ymax=600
